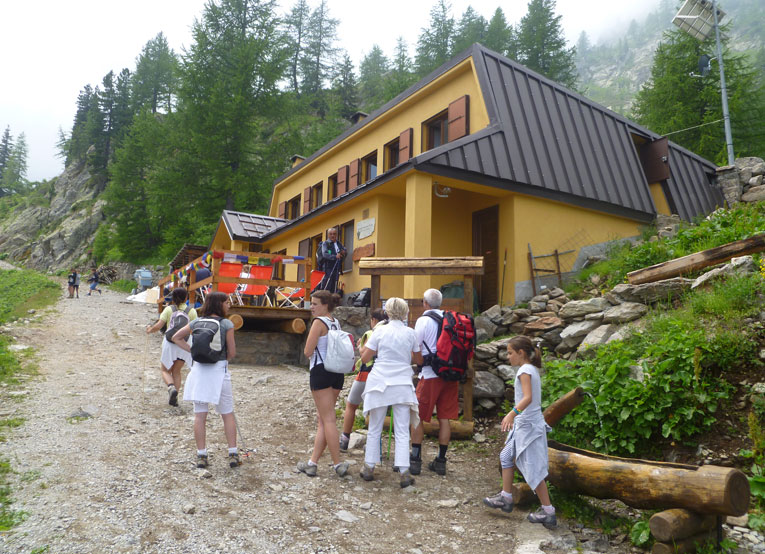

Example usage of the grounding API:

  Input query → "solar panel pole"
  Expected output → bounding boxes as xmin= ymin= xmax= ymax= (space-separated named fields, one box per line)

xmin=711 ymin=0 xmax=735 ymax=166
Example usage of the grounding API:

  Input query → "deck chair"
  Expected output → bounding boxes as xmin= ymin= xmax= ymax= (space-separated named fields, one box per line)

xmin=275 ymin=270 xmax=325 ymax=308
xmin=236 ymin=265 xmax=273 ymax=306
xmin=217 ymin=262 xmax=243 ymax=302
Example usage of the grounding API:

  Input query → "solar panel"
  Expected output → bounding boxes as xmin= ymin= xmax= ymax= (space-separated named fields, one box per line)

xmin=672 ymin=0 xmax=725 ymax=41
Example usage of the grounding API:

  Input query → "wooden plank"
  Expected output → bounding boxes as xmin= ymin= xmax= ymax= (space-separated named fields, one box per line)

xmin=215 ymin=276 xmax=306 ymax=288
xmin=216 ymin=250 xmax=311 ymax=265
xmin=352 ymin=242 xmax=375 ymax=261
xmin=370 ymin=274 xmax=381 ymax=310
xmin=627 ymin=233 xmax=765 ymax=285
xmin=358 ymin=257 xmax=485 ymax=275
xmin=227 ymin=306 xmax=311 ymax=320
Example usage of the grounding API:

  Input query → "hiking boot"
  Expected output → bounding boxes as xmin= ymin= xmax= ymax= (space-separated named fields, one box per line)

xmin=334 ymin=461 xmax=349 ymax=477
xmin=360 ymin=464 xmax=375 ymax=481
xmin=399 ymin=470 xmax=415 ymax=488
xmin=297 ymin=461 xmax=317 ymax=477
xmin=409 ymin=455 xmax=422 ymax=475
xmin=339 ymin=434 xmax=350 ymax=451
xmin=229 ymin=452 xmax=242 ymax=468
xmin=527 ymin=507 xmax=557 ymax=529
xmin=428 ymin=456 xmax=447 ymax=476
xmin=196 ymin=454 xmax=208 ymax=469
xmin=483 ymin=491 xmax=514 ymax=513
xmin=168 ymin=385 xmax=178 ymax=407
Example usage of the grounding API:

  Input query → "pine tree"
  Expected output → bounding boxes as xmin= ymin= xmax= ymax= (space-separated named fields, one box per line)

xmin=451 ymin=6 xmax=487 ymax=56
xmin=516 ymin=0 xmax=577 ymax=88
xmin=359 ymin=45 xmax=390 ymax=112
xmin=0 ymin=126 xmax=11 ymax=181
xmin=484 ymin=8 xmax=514 ymax=57
xmin=112 ymin=68 xmax=133 ymax=149
xmin=99 ymin=71 xmax=116 ymax=168
xmin=55 ymin=127 xmax=69 ymax=162
xmin=300 ymin=0 xmax=339 ymax=96
xmin=68 ymin=85 xmax=94 ymax=164
xmin=284 ymin=0 xmax=311 ymax=94
xmin=383 ymin=37 xmax=417 ymax=102
xmin=632 ymin=26 xmax=765 ymax=163
xmin=333 ymin=54 xmax=358 ymax=119
xmin=132 ymin=33 xmax=178 ymax=114
xmin=415 ymin=0 xmax=454 ymax=77
xmin=1 ymin=132 xmax=28 ymax=195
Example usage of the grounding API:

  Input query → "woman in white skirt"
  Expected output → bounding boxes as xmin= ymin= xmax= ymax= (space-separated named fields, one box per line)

xmin=146 ymin=287 xmax=197 ymax=406
xmin=482 ymin=335 xmax=556 ymax=529
xmin=358 ymin=297 xmax=423 ymax=487
xmin=172 ymin=292 xmax=241 ymax=469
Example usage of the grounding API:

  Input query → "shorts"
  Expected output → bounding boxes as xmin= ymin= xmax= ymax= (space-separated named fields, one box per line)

xmin=347 ymin=379 xmax=366 ymax=405
xmin=193 ymin=372 xmax=234 ymax=414
xmin=309 ymin=363 xmax=344 ymax=391
xmin=89 ymin=282 xmax=98 ymax=290
xmin=416 ymin=377 xmax=459 ymax=422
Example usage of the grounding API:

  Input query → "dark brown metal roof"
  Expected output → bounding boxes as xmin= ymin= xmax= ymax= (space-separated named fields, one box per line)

xmin=169 ymin=244 xmax=209 ymax=270
xmin=664 ymin=143 xmax=725 ymax=220
xmin=221 ymin=210 xmax=287 ymax=242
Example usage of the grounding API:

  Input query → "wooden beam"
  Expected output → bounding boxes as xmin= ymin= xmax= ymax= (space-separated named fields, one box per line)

xmin=627 ymin=233 xmax=765 ymax=285
xmin=358 ymin=257 xmax=485 ymax=276
xmin=377 ymin=417 xmax=474 ymax=439
xmin=543 ymin=387 xmax=585 ymax=427
xmin=259 ymin=318 xmax=307 ymax=334
xmin=370 ymin=274 xmax=381 ymax=310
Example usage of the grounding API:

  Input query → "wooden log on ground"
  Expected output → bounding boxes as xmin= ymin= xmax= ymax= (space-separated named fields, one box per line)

xmin=511 ymin=483 xmax=537 ymax=507
xmin=547 ymin=442 xmax=750 ymax=516
xmin=543 ymin=387 xmax=585 ymax=427
xmin=376 ymin=417 xmax=474 ymax=439
xmin=651 ymin=528 xmax=719 ymax=554
xmin=649 ymin=509 xmax=721 ymax=542
xmin=259 ymin=318 xmax=306 ymax=334
xmin=626 ymin=233 xmax=765 ymax=285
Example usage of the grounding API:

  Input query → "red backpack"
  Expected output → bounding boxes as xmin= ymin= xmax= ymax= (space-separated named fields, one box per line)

xmin=422 ymin=311 xmax=476 ymax=382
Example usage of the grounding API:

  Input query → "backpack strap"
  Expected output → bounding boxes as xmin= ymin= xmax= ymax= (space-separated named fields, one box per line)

xmin=313 ymin=316 xmax=337 ymax=365
xmin=421 ymin=311 xmax=444 ymax=365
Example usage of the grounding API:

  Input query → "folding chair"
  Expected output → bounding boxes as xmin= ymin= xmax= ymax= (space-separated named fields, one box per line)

xmin=217 ymin=262 xmax=243 ymax=303
xmin=238 ymin=265 xmax=273 ymax=307
xmin=275 ymin=270 xmax=324 ymax=308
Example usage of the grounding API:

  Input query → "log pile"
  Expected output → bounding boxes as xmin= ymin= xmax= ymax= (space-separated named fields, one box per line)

xmin=95 ymin=265 xmax=119 ymax=285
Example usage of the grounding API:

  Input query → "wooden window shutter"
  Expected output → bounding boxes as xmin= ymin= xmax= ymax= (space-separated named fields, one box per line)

xmin=398 ymin=128 xmax=413 ymax=162
xmin=303 ymin=187 xmax=311 ymax=214
xmin=297 ymin=238 xmax=310 ymax=281
xmin=447 ymin=95 xmax=470 ymax=141
xmin=278 ymin=201 xmax=286 ymax=219
xmin=349 ymin=158 xmax=360 ymax=189
xmin=337 ymin=165 xmax=349 ymax=195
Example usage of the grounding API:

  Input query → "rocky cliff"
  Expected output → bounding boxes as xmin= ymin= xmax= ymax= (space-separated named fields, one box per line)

xmin=0 ymin=153 xmax=105 ymax=272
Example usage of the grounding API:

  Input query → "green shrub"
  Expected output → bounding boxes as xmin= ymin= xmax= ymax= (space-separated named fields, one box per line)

xmin=0 ymin=270 xmax=59 ymax=324
xmin=688 ymin=273 xmax=764 ymax=320
xmin=109 ymin=279 xmax=137 ymax=293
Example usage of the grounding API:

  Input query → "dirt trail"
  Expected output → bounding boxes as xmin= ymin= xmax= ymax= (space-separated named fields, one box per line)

xmin=1 ymin=286 xmax=617 ymax=554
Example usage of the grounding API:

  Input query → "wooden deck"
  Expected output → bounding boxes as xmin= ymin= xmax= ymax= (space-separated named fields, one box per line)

xmin=228 ymin=305 xmax=310 ymax=321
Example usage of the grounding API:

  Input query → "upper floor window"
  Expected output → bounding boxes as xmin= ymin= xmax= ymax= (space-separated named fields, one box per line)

xmin=384 ymin=138 xmax=400 ymax=171
xmin=338 ymin=220 xmax=354 ymax=273
xmin=327 ymin=173 xmax=338 ymax=200
xmin=311 ymin=182 xmax=323 ymax=210
xmin=423 ymin=110 xmax=448 ymax=151
xmin=286 ymin=194 xmax=301 ymax=220
xmin=362 ymin=151 xmax=377 ymax=182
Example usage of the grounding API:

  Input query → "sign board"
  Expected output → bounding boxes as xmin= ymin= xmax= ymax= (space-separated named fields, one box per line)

xmin=356 ymin=218 xmax=375 ymax=240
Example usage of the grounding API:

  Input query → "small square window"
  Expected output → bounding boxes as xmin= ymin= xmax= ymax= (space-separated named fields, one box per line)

xmin=384 ymin=138 xmax=400 ymax=171
xmin=362 ymin=151 xmax=377 ymax=183
xmin=423 ymin=110 xmax=448 ymax=151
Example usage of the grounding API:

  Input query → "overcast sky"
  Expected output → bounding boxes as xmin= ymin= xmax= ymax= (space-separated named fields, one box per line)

xmin=0 ymin=0 xmax=662 ymax=182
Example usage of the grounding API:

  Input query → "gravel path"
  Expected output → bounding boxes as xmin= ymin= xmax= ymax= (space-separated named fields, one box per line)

xmin=0 ymin=286 xmax=634 ymax=553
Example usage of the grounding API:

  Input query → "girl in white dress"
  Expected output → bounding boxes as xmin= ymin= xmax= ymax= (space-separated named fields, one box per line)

xmin=483 ymin=335 xmax=557 ymax=529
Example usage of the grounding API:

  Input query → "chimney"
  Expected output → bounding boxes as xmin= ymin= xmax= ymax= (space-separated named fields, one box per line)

xmin=290 ymin=154 xmax=305 ymax=168
xmin=350 ymin=111 xmax=369 ymax=125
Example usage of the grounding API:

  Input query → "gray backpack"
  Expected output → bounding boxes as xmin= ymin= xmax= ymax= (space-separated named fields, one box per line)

xmin=165 ymin=305 xmax=191 ymax=342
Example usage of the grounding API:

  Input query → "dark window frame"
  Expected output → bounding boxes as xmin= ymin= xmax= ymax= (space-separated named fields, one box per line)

xmin=422 ymin=109 xmax=449 ymax=151
xmin=384 ymin=137 xmax=400 ymax=171
xmin=338 ymin=219 xmax=354 ymax=273
xmin=311 ymin=181 xmax=323 ymax=210
xmin=286 ymin=194 xmax=301 ymax=220
xmin=327 ymin=173 xmax=338 ymax=200
xmin=361 ymin=150 xmax=378 ymax=183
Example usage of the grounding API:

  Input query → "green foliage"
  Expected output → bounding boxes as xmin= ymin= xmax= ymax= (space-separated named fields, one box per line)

xmin=544 ymin=311 xmax=741 ymax=456
xmin=0 ymin=418 xmax=24 ymax=442
xmin=109 ymin=279 xmax=138 ymax=293
xmin=0 ymin=458 xmax=27 ymax=531
xmin=629 ymin=519 xmax=652 ymax=548
xmin=0 ymin=269 xmax=59 ymax=324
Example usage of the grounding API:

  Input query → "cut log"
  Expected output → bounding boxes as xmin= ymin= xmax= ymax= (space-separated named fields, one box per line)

xmin=511 ymin=483 xmax=537 ymax=506
xmin=626 ymin=233 xmax=765 ymax=285
xmin=375 ymin=417 xmax=474 ymax=439
xmin=543 ymin=387 xmax=585 ymax=427
xmin=547 ymin=442 xmax=750 ymax=516
xmin=649 ymin=509 xmax=721 ymax=542
xmin=358 ymin=256 xmax=485 ymax=275
xmin=227 ymin=314 xmax=243 ymax=331
xmin=259 ymin=318 xmax=306 ymax=334
xmin=651 ymin=528 xmax=719 ymax=554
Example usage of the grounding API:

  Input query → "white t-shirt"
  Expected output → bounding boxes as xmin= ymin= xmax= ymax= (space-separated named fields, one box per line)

xmin=364 ymin=320 xmax=420 ymax=385
xmin=414 ymin=309 xmax=443 ymax=379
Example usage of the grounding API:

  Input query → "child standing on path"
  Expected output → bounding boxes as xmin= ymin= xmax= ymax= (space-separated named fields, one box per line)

xmin=145 ymin=287 xmax=197 ymax=406
xmin=339 ymin=308 xmax=388 ymax=451
xmin=482 ymin=336 xmax=557 ymax=529
xmin=171 ymin=292 xmax=241 ymax=469
xmin=86 ymin=268 xmax=101 ymax=296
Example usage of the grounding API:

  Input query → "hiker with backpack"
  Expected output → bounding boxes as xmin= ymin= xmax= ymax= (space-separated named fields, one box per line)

xmin=358 ymin=297 xmax=423 ymax=487
xmin=339 ymin=308 xmax=388 ymax=452
xmin=145 ymin=287 xmax=197 ymax=406
xmin=410 ymin=288 xmax=474 ymax=477
xmin=482 ymin=336 xmax=557 ymax=529
xmin=296 ymin=290 xmax=351 ymax=478
xmin=171 ymin=292 xmax=242 ymax=469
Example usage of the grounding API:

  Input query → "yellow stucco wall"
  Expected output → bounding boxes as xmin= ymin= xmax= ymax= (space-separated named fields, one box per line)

xmin=269 ymin=58 xmax=490 ymax=217
xmin=649 ymin=182 xmax=672 ymax=216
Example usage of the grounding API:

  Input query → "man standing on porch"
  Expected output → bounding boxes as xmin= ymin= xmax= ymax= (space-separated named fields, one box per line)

xmin=314 ymin=227 xmax=346 ymax=294
xmin=410 ymin=288 xmax=458 ymax=476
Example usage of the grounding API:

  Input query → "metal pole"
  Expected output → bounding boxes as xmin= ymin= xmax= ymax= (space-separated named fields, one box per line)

xmin=712 ymin=0 xmax=735 ymax=166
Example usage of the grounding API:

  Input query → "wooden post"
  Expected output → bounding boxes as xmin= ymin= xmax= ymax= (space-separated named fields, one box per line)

xmin=211 ymin=257 xmax=221 ymax=292
xmin=543 ymin=387 xmax=585 ymax=427
xmin=554 ymin=249 xmax=562 ymax=287
xmin=370 ymin=274 xmax=381 ymax=310
xmin=527 ymin=250 xmax=537 ymax=296
xmin=462 ymin=274 xmax=475 ymax=423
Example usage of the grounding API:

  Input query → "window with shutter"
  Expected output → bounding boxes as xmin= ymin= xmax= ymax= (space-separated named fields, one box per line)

xmin=278 ymin=201 xmax=286 ymax=219
xmin=361 ymin=151 xmax=377 ymax=182
xmin=337 ymin=166 xmax=349 ymax=195
xmin=384 ymin=137 xmax=400 ymax=170
xmin=447 ymin=95 xmax=470 ymax=141
xmin=327 ymin=174 xmax=337 ymax=200
xmin=399 ymin=128 xmax=413 ymax=162
xmin=311 ymin=182 xmax=323 ymax=209
xmin=349 ymin=159 xmax=360 ymax=189
xmin=303 ymin=187 xmax=311 ymax=215
xmin=423 ymin=110 xmax=448 ymax=151
xmin=297 ymin=238 xmax=310 ymax=281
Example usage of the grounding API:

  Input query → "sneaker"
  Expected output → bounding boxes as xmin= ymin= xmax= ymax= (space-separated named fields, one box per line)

xmin=360 ymin=464 xmax=375 ymax=481
xmin=483 ymin=491 xmax=514 ymax=513
xmin=168 ymin=385 xmax=178 ymax=407
xmin=229 ymin=452 xmax=242 ymax=468
xmin=339 ymin=434 xmax=350 ymax=452
xmin=334 ymin=461 xmax=349 ymax=477
xmin=409 ymin=456 xmax=422 ymax=475
xmin=399 ymin=470 xmax=415 ymax=488
xmin=527 ymin=507 xmax=557 ymax=529
xmin=297 ymin=461 xmax=317 ymax=477
xmin=428 ymin=456 xmax=447 ymax=476
xmin=196 ymin=454 xmax=208 ymax=469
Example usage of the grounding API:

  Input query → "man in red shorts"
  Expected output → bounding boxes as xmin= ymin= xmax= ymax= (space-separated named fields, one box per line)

xmin=409 ymin=288 xmax=458 ymax=476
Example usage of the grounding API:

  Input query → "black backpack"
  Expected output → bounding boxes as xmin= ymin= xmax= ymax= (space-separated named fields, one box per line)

xmin=190 ymin=317 xmax=226 ymax=364
xmin=353 ymin=288 xmax=371 ymax=307
xmin=165 ymin=305 xmax=191 ymax=342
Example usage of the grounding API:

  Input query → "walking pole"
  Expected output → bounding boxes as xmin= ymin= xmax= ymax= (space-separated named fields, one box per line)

xmin=500 ymin=247 xmax=507 ymax=306
xmin=386 ymin=406 xmax=394 ymax=460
